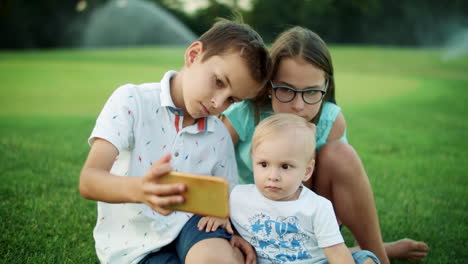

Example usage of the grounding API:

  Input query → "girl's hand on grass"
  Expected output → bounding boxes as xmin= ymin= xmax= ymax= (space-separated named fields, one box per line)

xmin=197 ymin=216 xmax=234 ymax=234
xmin=140 ymin=153 xmax=186 ymax=216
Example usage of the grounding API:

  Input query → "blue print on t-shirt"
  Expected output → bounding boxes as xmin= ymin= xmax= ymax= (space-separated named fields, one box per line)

xmin=248 ymin=214 xmax=311 ymax=263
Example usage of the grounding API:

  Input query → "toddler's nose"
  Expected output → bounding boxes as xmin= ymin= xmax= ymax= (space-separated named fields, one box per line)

xmin=268 ymin=170 xmax=281 ymax=182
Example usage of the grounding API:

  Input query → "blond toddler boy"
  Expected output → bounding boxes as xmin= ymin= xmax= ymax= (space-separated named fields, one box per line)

xmin=199 ymin=113 xmax=380 ymax=264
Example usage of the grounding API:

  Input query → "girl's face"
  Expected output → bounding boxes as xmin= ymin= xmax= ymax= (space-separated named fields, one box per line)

xmin=271 ymin=57 xmax=327 ymax=122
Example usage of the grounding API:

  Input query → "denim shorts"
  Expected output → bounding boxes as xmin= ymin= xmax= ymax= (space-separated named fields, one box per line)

xmin=318 ymin=250 xmax=381 ymax=264
xmin=138 ymin=215 xmax=233 ymax=264
xmin=352 ymin=250 xmax=381 ymax=264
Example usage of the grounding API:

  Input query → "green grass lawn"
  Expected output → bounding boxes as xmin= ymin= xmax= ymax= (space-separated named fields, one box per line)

xmin=1 ymin=46 xmax=467 ymax=263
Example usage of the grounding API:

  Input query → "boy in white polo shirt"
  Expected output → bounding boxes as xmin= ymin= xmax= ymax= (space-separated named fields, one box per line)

xmin=79 ymin=19 xmax=271 ymax=264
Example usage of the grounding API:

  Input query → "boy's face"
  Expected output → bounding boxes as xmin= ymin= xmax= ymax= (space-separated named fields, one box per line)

xmin=252 ymin=131 xmax=314 ymax=201
xmin=271 ymin=57 xmax=327 ymax=122
xmin=181 ymin=41 xmax=259 ymax=119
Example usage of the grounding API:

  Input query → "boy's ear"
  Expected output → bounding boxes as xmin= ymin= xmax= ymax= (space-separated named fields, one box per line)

xmin=184 ymin=41 xmax=204 ymax=67
xmin=303 ymin=159 xmax=315 ymax=182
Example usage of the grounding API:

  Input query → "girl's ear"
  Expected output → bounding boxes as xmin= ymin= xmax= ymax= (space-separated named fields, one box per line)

xmin=303 ymin=159 xmax=315 ymax=182
xmin=184 ymin=41 xmax=204 ymax=67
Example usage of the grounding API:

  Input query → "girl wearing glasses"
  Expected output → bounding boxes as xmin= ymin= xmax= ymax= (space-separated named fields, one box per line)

xmin=221 ymin=26 xmax=428 ymax=263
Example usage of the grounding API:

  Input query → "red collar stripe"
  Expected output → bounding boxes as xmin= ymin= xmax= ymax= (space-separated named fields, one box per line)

xmin=197 ymin=118 xmax=207 ymax=132
xmin=174 ymin=115 xmax=180 ymax=133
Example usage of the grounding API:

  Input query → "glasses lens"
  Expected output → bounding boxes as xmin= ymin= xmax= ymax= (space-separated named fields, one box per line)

xmin=275 ymin=87 xmax=296 ymax=102
xmin=303 ymin=90 xmax=324 ymax=104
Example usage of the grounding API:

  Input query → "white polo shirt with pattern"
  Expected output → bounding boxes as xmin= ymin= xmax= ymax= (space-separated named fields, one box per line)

xmin=89 ymin=70 xmax=238 ymax=264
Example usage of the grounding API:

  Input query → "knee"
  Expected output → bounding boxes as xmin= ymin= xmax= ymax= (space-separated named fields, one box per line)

xmin=195 ymin=253 xmax=242 ymax=264
xmin=185 ymin=240 xmax=243 ymax=264
xmin=318 ymin=141 xmax=358 ymax=165
xmin=318 ymin=141 xmax=362 ymax=175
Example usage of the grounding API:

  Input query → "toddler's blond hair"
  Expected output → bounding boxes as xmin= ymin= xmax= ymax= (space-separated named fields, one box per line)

xmin=251 ymin=113 xmax=316 ymax=161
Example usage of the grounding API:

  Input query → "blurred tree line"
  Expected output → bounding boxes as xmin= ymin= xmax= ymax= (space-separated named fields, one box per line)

xmin=1 ymin=0 xmax=467 ymax=49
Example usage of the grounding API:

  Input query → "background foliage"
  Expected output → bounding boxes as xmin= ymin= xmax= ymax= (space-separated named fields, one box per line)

xmin=1 ymin=0 xmax=468 ymax=49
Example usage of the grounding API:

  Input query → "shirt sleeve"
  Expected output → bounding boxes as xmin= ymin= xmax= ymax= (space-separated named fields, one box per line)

xmin=211 ymin=121 xmax=239 ymax=192
xmin=316 ymin=102 xmax=348 ymax=149
xmin=313 ymin=198 xmax=344 ymax=248
xmin=89 ymin=84 xmax=136 ymax=153
xmin=222 ymin=100 xmax=255 ymax=142
xmin=229 ymin=186 xmax=247 ymax=237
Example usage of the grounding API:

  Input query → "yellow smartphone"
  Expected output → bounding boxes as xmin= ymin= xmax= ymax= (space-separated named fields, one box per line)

xmin=158 ymin=171 xmax=230 ymax=218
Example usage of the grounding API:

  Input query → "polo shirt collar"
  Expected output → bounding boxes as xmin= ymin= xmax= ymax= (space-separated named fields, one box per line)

xmin=159 ymin=70 xmax=214 ymax=132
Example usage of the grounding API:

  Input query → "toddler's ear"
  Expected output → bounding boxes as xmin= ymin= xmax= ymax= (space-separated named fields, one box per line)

xmin=303 ymin=159 xmax=315 ymax=182
xmin=185 ymin=41 xmax=204 ymax=66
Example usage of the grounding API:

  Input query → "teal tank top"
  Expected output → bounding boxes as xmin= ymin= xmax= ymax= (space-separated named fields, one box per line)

xmin=223 ymin=100 xmax=347 ymax=184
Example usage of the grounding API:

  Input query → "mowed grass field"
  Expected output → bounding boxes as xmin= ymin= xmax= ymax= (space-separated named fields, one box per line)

xmin=0 ymin=46 xmax=467 ymax=263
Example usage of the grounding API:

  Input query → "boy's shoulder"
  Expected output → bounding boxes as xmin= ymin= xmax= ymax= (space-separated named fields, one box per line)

xmin=204 ymin=115 xmax=233 ymax=137
xmin=115 ymin=82 xmax=162 ymax=95
xmin=110 ymin=82 xmax=163 ymax=109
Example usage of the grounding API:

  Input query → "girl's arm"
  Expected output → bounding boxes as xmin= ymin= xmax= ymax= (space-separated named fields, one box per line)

xmin=79 ymin=138 xmax=186 ymax=215
xmin=323 ymin=243 xmax=354 ymax=264
xmin=220 ymin=115 xmax=239 ymax=145
xmin=327 ymin=112 xmax=346 ymax=141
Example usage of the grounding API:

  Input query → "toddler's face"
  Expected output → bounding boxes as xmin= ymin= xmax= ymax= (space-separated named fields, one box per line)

xmin=182 ymin=44 xmax=259 ymax=119
xmin=271 ymin=57 xmax=327 ymax=122
xmin=252 ymin=131 xmax=313 ymax=201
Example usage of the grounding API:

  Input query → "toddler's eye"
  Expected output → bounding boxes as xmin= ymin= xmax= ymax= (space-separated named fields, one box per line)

xmin=281 ymin=164 xmax=292 ymax=169
xmin=260 ymin=162 xmax=268 ymax=168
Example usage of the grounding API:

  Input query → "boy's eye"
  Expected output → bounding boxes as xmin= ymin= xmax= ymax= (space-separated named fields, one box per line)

xmin=281 ymin=164 xmax=292 ymax=169
xmin=215 ymin=77 xmax=224 ymax=88
xmin=259 ymin=162 xmax=268 ymax=168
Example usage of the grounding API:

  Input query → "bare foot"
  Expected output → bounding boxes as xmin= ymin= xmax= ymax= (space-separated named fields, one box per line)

xmin=385 ymin=238 xmax=429 ymax=262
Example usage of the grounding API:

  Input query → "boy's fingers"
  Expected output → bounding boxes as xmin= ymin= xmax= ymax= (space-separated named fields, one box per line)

xmin=147 ymin=163 xmax=172 ymax=180
xmin=150 ymin=183 xmax=186 ymax=196
xmin=149 ymin=195 xmax=184 ymax=208
xmin=154 ymin=207 xmax=173 ymax=216
xmin=145 ymin=154 xmax=172 ymax=180
xmin=153 ymin=153 xmax=171 ymax=165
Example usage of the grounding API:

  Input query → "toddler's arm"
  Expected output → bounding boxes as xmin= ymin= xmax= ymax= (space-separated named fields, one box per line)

xmin=197 ymin=216 xmax=234 ymax=234
xmin=323 ymin=243 xmax=354 ymax=264
xmin=79 ymin=138 xmax=186 ymax=215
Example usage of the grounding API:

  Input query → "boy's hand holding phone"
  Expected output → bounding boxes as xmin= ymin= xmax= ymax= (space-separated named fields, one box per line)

xmin=140 ymin=153 xmax=230 ymax=218
xmin=140 ymin=153 xmax=186 ymax=216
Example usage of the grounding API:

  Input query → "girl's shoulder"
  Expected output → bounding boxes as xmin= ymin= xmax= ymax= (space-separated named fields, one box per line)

xmin=316 ymin=102 xmax=343 ymax=148
xmin=320 ymin=101 xmax=342 ymax=121
xmin=223 ymin=100 xmax=258 ymax=139
xmin=224 ymin=100 xmax=254 ymax=116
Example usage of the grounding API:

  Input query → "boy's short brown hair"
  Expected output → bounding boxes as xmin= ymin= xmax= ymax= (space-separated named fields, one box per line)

xmin=198 ymin=18 xmax=271 ymax=86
